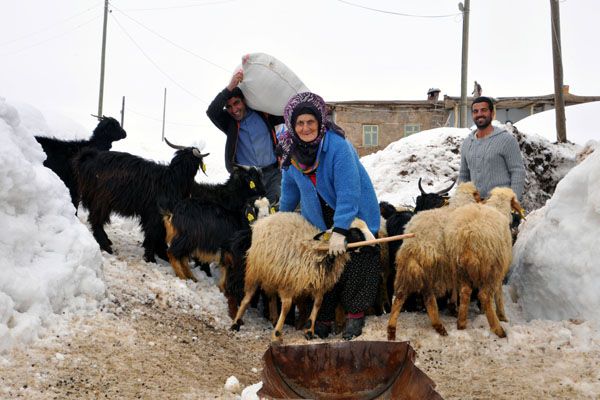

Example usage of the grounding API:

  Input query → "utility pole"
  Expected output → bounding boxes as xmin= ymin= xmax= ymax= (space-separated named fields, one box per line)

xmin=550 ymin=0 xmax=567 ymax=143
xmin=162 ymin=88 xmax=167 ymax=141
xmin=97 ymin=0 xmax=109 ymax=119
xmin=120 ymin=96 xmax=125 ymax=127
xmin=459 ymin=0 xmax=470 ymax=128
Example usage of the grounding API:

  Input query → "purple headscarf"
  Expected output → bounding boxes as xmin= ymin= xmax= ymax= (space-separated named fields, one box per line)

xmin=277 ymin=92 xmax=345 ymax=171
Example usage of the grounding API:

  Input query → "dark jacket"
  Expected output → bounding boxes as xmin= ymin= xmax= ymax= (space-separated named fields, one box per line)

xmin=206 ymin=88 xmax=284 ymax=172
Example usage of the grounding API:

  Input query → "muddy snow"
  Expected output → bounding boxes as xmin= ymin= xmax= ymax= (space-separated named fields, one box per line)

xmin=1 ymin=213 xmax=599 ymax=400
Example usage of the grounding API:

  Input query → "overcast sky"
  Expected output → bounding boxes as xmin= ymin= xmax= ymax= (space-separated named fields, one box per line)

xmin=2 ymin=0 xmax=598 ymax=143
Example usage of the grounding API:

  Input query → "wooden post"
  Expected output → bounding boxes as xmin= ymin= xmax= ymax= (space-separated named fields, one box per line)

xmin=459 ymin=0 xmax=470 ymax=128
xmin=550 ymin=0 xmax=567 ymax=143
xmin=97 ymin=0 xmax=108 ymax=119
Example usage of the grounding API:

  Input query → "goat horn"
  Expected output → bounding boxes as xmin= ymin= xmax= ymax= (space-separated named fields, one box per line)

xmin=417 ymin=178 xmax=426 ymax=195
xmin=192 ymin=148 xmax=210 ymax=158
xmin=164 ymin=137 xmax=187 ymax=150
xmin=434 ymin=178 xmax=457 ymax=195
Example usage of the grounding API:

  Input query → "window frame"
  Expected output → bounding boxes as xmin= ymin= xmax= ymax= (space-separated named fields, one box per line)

xmin=404 ymin=123 xmax=421 ymax=137
xmin=362 ymin=124 xmax=379 ymax=147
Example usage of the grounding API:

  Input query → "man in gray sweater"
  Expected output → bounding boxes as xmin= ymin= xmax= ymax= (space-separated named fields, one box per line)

xmin=459 ymin=96 xmax=525 ymax=201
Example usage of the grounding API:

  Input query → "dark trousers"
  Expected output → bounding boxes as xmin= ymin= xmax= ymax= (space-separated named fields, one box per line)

xmin=317 ymin=246 xmax=381 ymax=321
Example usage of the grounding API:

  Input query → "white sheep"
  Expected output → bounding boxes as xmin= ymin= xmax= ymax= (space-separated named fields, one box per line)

xmin=387 ymin=182 xmax=480 ymax=339
xmin=230 ymin=212 xmax=374 ymax=342
xmin=445 ymin=187 xmax=523 ymax=338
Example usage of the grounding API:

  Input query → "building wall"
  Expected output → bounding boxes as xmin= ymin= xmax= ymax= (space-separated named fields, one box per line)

xmin=331 ymin=105 xmax=449 ymax=156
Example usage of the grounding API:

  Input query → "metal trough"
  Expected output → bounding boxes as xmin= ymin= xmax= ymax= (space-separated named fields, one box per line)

xmin=258 ymin=340 xmax=443 ymax=399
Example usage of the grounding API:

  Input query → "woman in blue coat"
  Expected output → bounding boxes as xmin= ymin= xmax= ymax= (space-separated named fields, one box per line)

xmin=278 ymin=92 xmax=381 ymax=340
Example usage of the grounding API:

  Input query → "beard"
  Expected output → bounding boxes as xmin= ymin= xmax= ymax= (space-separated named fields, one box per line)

xmin=474 ymin=115 xmax=492 ymax=129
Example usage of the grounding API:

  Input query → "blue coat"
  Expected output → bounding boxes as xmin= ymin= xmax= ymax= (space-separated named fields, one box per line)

xmin=280 ymin=131 xmax=380 ymax=235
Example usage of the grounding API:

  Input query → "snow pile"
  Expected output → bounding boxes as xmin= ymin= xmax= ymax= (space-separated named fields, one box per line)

xmin=510 ymin=124 xmax=580 ymax=211
xmin=0 ymin=98 xmax=105 ymax=352
xmin=361 ymin=127 xmax=468 ymax=207
xmin=509 ymin=146 xmax=600 ymax=321
xmin=515 ymin=101 xmax=600 ymax=146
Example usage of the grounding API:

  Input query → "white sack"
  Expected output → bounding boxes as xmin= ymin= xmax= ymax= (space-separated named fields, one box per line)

xmin=238 ymin=53 xmax=309 ymax=116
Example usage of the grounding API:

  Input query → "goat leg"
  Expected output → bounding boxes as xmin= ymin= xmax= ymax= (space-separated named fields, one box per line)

xmin=230 ymin=283 xmax=258 ymax=331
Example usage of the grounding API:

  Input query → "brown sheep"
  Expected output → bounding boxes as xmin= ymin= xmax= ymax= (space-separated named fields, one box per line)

xmin=387 ymin=182 xmax=481 ymax=339
xmin=230 ymin=212 xmax=374 ymax=342
xmin=445 ymin=187 xmax=523 ymax=338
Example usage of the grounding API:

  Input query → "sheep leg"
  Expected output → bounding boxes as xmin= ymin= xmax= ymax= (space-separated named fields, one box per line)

xmin=457 ymin=283 xmax=472 ymax=330
xmin=294 ymin=298 xmax=311 ymax=331
xmin=424 ymin=292 xmax=447 ymax=336
xmin=268 ymin=296 xmax=279 ymax=327
xmin=479 ymin=288 xmax=506 ymax=338
xmin=494 ymin=281 xmax=508 ymax=322
xmin=230 ymin=283 xmax=258 ymax=331
xmin=304 ymin=294 xmax=324 ymax=340
xmin=272 ymin=295 xmax=293 ymax=342
xmin=386 ymin=292 xmax=407 ymax=341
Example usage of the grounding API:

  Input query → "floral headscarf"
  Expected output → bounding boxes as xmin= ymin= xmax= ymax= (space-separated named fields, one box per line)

xmin=277 ymin=92 xmax=345 ymax=173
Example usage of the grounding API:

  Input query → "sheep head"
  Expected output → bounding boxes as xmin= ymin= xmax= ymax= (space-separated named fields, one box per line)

xmin=485 ymin=187 xmax=525 ymax=218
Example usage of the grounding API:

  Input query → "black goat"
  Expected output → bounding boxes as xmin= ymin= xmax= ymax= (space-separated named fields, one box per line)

xmin=161 ymin=168 xmax=267 ymax=281
xmin=35 ymin=116 xmax=126 ymax=211
xmin=220 ymin=198 xmax=273 ymax=319
xmin=74 ymin=139 xmax=208 ymax=263
xmin=190 ymin=165 xmax=266 ymax=212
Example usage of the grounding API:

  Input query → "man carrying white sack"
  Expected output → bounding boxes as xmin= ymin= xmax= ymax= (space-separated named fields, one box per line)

xmin=207 ymin=70 xmax=284 ymax=203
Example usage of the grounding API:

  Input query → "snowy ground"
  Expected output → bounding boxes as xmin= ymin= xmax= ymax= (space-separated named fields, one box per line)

xmin=1 ymin=211 xmax=600 ymax=399
xmin=2 ymin=98 xmax=600 ymax=399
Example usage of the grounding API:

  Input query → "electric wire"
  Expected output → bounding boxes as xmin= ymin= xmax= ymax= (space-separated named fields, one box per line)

xmin=110 ymin=13 xmax=208 ymax=103
xmin=126 ymin=107 xmax=211 ymax=128
xmin=0 ymin=2 xmax=102 ymax=47
xmin=118 ymin=0 xmax=238 ymax=12
xmin=335 ymin=0 xmax=461 ymax=18
xmin=109 ymin=2 xmax=229 ymax=73
xmin=0 ymin=14 xmax=101 ymax=57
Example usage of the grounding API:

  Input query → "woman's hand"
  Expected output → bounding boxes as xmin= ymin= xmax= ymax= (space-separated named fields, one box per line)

xmin=328 ymin=231 xmax=347 ymax=256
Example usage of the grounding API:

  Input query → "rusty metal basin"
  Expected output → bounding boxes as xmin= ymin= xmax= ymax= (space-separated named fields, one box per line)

xmin=258 ymin=340 xmax=443 ymax=399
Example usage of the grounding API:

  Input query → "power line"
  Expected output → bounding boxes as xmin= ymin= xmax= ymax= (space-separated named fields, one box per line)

xmin=0 ymin=2 xmax=102 ymax=47
xmin=126 ymin=107 xmax=211 ymax=128
xmin=109 ymin=13 xmax=208 ymax=103
xmin=119 ymin=0 xmax=238 ymax=12
xmin=109 ymin=2 xmax=229 ymax=73
xmin=0 ymin=14 xmax=101 ymax=57
xmin=335 ymin=0 xmax=461 ymax=18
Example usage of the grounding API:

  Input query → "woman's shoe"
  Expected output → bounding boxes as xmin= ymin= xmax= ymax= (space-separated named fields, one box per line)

xmin=342 ymin=317 xmax=364 ymax=340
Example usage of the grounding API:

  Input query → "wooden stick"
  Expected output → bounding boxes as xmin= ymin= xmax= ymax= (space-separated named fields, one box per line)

xmin=316 ymin=233 xmax=415 ymax=251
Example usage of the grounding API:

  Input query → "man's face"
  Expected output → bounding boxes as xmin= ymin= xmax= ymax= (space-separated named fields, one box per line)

xmin=225 ymin=96 xmax=246 ymax=121
xmin=471 ymin=102 xmax=493 ymax=129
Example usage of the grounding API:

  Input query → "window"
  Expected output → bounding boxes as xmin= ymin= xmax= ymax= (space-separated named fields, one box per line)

xmin=404 ymin=124 xmax=421 ymax=137
xmin=362 ymin=125 xmax=379 ymax=147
